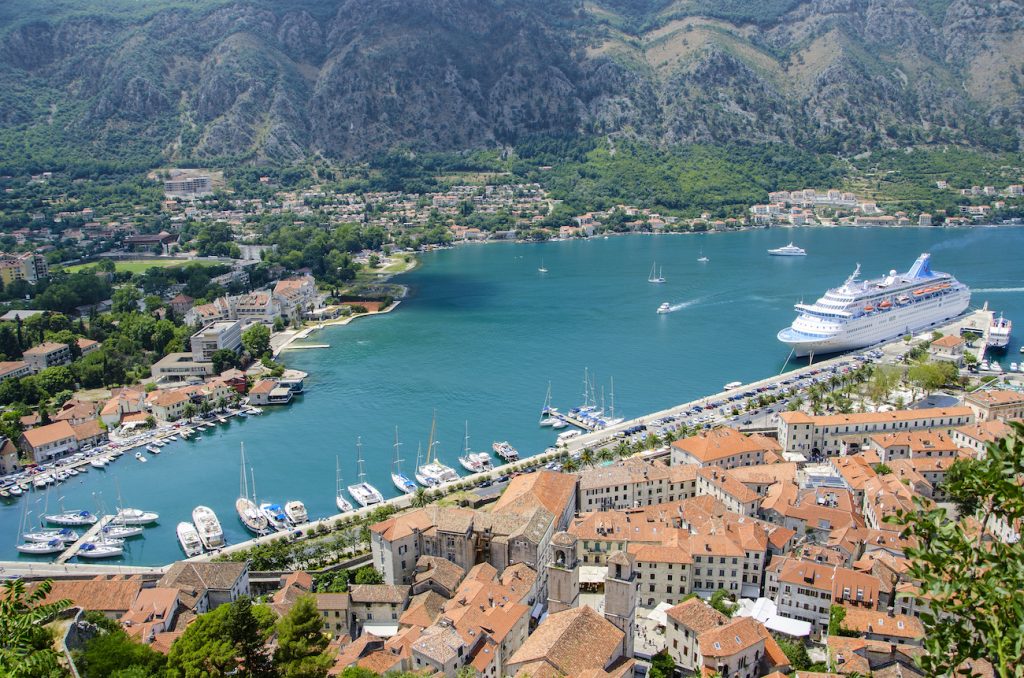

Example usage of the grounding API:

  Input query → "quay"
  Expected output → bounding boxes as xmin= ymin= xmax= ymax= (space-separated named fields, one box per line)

xmin=56 ymin=514 xmax=114 ymax=564
xmin=279 ymin=343 xmax=330 ymax=351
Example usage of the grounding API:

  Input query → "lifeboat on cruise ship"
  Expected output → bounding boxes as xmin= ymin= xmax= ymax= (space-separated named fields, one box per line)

xmin=897 ymin=295 xmax=910 ymax=304
xmin=864 ymin=306 xmax=875 ymax=312
xmin=913 ymin=289 xmax=925 ymax=296
xmin=879 ymin=300 xmax=892 ymax=309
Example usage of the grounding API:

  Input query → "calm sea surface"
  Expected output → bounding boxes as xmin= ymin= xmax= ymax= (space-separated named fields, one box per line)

xmin=2 ymin=226 xmax=1022 ymax=565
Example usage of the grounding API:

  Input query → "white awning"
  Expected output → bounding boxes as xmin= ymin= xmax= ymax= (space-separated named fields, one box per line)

xmin=362 ymin=624 xmax=398 ymax=637
xmin=580 ymin=566 xmax=607 ymax=584
xmin=646 ymin=602 xmax=673 ymax=627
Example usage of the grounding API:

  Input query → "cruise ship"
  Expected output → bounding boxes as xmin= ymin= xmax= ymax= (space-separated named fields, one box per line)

xmin=778 ymin=253 xmax=970 ymax=357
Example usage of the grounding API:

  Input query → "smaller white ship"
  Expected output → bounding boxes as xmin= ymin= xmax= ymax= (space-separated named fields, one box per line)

xmin=458 ymin=422 xmax=493 ymax=473
xmin=492 ymin=441 xmax=519 ymax=461
xmin=192 ymin=506 xmax=225 ymax=549
xmin=17 ymin=538 xmax=65 ymax=555
xmin=390 ymin=427 xmax=417 ymax=495
xmin=988 ymin=313 xmax=1012 ymax=350
xmin=237 ymin=446 xmax=268 ymax=534
xmin=45 ymin=509 xmax=97 ymax=526
xmin=260 ymin=503 xmax=290 ymax=531
xmin=135 ymin=452 xmax=147 ymax=463
xmin=177 ymin=521 xmax=203 ymax=557
xmin=284 ymin=500 xmax=308 ymax=525
xmin=648 ymin=262 xmax=665 ymax=284
xmin=657 ymin=302 xmax=671 ymax=314
xmin=115 ymin=508 xmax=159 ymax=525
xmin=23 ymin=527 xmax=78 ymax=544
xmin=348 ymin=437 xmax=385 ymax=507
xmin=146 ymin=445 xmax=160 ymax=455
xmin=697 ymin=248 xmax=709 ymax=263
xmin=417 ymin=415 xmax=460 ymax=485
xmin=335 ymin=456 xmax=354 ymax=513
xmin=101 ymin=522 xmax=144 ymax=539
xmin=768 ymin=242 xmax=807 ymax=256
xmin=538 ymin=259 xmax=548 ymax=273
xmin=76 ymin=540 xmax=123 ymax=559
xmin=90 ymin=458 xmax=106 ymax=469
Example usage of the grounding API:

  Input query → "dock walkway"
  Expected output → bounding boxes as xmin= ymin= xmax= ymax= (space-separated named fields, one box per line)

xmin=56 ymin=515 xmax=114 ymax=564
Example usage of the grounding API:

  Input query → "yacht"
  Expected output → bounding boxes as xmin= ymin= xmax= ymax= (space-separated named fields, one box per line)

xmin=417 ymin=414 xmax=460 ymax=485
xmin=556 ymin=430 xmax=581 ymax=444
xmin=991 ymin=361 xmax=1003 ymax=372
xmin=236 ymin=444 xmax=268 ymax=534
xmin=778 ymin=254 xmax=971 ymax=357
xmin=102 ymin=522 xmax=144 ymax=539
xmin=657 ymin=302 xmax=672 ymax=314
xmin=17 ymin=538 xmax=65 ymax=555
xmin=648 ymin=262 xmax=666 ymax=284
xmin=260 ymin=503 xmax=290 ymax=531
xmin=988 ymin=314 xmax=1012 ymax=350
xmin=335 ymin=456 xmax=354 ymax=513
xmin=145 ymin=445 xmax=160 ymax=455
xmin=44 ymin=509 xmax=97 ymax=526
xmin=76 ymin=540 xmax=123 ymax=559
xmin=177 ymin=521 xmax=204 ymax=557
xmin=23 ymin=527 xmax=78 ymax=543
xmin=768 ymin=243 xmax=807 ymax=256
xmin=550 ymin=419 xmax=568 ymax=429
xmin=492 ymin=441 xmax=519 ymax=462
xmin=413 ymin=443 xmax=436 ymax=487
xmin=284 ymin=500 xmax=308 ymax=525
xmin=348 ymin=437 xmax=385 ymax=507
xmin=192 ymin=506 xmax=225 ymax=549
xmin=697 ymin=248 xmax=709 ymax=263
xmin=115 ymin=508 xmax=159 ymax=525
xmin=724 ymin=381 xmax=743 ymax=390
xmin=458 ymin=422 xmax=493 ymax=473
xmin=90 ymin=458 xmax=106 ymax=469
xmin=538 ymin=259 xmax=548 ymax=273
xmin=390 ymin=427 xmax=417 ymax=495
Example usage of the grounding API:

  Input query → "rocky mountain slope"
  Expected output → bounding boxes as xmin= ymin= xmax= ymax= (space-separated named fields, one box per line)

xmin=1 ymin=0 xmax=1021 ymax=164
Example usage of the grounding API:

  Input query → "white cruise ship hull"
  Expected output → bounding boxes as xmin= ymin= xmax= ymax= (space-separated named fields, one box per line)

xmin=778 ymin=254 xmax=970 ymax=358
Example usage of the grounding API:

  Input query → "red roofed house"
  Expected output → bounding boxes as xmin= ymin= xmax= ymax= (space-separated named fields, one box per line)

xmin=671 ymin=427 xmax=780 ymax=469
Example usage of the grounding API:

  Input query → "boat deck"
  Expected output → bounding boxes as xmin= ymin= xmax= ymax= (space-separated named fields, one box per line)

xmin=56 ymin=514 xmax=115 ymax=564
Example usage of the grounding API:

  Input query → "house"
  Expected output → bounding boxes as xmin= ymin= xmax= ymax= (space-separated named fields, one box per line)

xmin=248 ymin=378 xmax=293 ymax=405
xmin=100 ymin=389 xmax=147 ymax=426
xmin=769 ymin=560 xmax=882 ymax=635
xmin=505 ymin=606 xmax=630 ymax=677
xmin=52 ymin=399 xmax=99 ymax=426
xmin=150 ymin=353 xmax=216 ymax=383
xmin=157 ymin=561 xmax=250 ymax=614
xmin=665 ymin=598 xmax=729 ymax=673
xmin=169 ymin=294 xmax=194 ymax=316
xmin=273 ymin=275 xmax=318 ymax=319
xmin=30 ymin=576 xmax=144 ymax=619
xmin=72 ymin=419 xmax=108 ymax=449
xmin=77 ymin=337 xmax=100 ymax=356
xmin=21 ymin=341 xmax=73 ymax=372
xmin=671 ymin=427 xmax=780 ymax=469
xmin=349 ymin=584 xmax=410 ymax=636
xmin=836 ymin=606 xmax=925 ymax=646
xmin=317 ymin=593 xmax=353 ymax=640
xmin=0 ymin=436 xmax=20 ymax=474
xmin=965 ymin=389 xmax=1024 ymax=422
xmin=19 ymin=420 xmax=78 ymax=462
xmin=0 ymin=361 xmax=32 ymax=382
xmin=867 ymin=430 xmax=961 ymax=463
xmin=411 ymin=556 xmax=466 ymax=599
xmin=951 ymin=420 xmax=1014 ymax=456
xmin=929 ymin=335 xmax=964 ymax=365
xmin=147 ymin=388 xmax=191 ymax=422
xmin=121 ymin=588 xmax=181 ymax=645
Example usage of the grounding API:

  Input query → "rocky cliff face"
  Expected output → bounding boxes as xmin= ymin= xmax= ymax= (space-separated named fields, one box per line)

xmin=1 ymin=0 xmax=1021 ymax=163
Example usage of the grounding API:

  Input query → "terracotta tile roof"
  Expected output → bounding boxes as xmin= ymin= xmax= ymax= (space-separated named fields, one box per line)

xmin=672 ymin=427 xmax=775 ymax=464
xmin=954 ymin=420 xmax=1014 ymax=444
xmin=778 ymin=560 xmax=883 ymax=604
xmin=781 ymin=407 xmax=973 ymax=427
xmin=493 ymin=470 xmax=576 ymax=518
xmin=350 ymin=584 xmax=409 ymax=605
xmin=727 ymin=462 xmax=797 ymax=486
xmin=157 ymin=562 xmax=247 ymax=609
xmin=399 ymin=591 xmax=446 ymax=628
xmin=870 ymin=430 xmax=959 ymax=453
xmin=147 ymin=389 xmax=190 ymax=407
xmin=697 ymin=467 xmax=759 ymax=504
xmin=315 ymin=593 xmax=350 ymax=611
xmin=414 ymin=555 xmax=465 ymax=593
xmin=248 ymin=379 xmax=277 ymax=396
xmin=665 ymin=598 xmax=728 ymax=631
xmin=838 ymin=606 xmax=924 ymax=640
xmin=52 ymin=399 xmax=98 ymax=422
xmin=508 ymin=606 xmax=623 ymax=675
xmin=72 ymin=419 xmax=105 ymax=441
xmin=930 ymin=334 xmax=963 ymax=348
xmin=371 ymin=506 xmax=475 ymax=541
xmin=21 ymin=421 xmax=76 ymax=448
xmin=23 ymin=341 xmax=69 ymax=356
xmin=30 ymin=576 xmax=143 ymax=612
xmin=966 ymin=389 xmax=1024 ymax=406
xmin=830 ymin=455 xmax=878 ymax=490
xmin=698 ymin=616 xmax=768 ymax=659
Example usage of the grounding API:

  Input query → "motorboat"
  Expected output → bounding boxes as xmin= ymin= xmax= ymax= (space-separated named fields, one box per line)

xmin=657 ymin=302 xmax=671 ymax=314
xmin=284 ymin=500 xmax=308 ymax=525
xmin=192 ymin=506 xmax=225 ymax=549
xmin=260 ymin=503 xmax=290 ymax=531
xmin=23 ymin=527 xmax=78 ymax=543
xmin=390 ymin=427 xmax=416 ymax=495
xmin=116 ymin=508 xmax=159 ymax=525
xmin=556 ymin=430 xmax=581 ymax=444
xmin=237 ymin=444 xmax=269 ymax=534
xmin=44 ymin=509 xmax=97 ymax=526
xmin=492 ymin=441 xmax=519 ymax=462
xmin=348 ymin=437 xmax=385 ymax=507
xmin=17 ymin=538 xmax=65 ymax=555
xmin=551 ymin=419 xmax=567 ymax=429
xmin=177 ymin=521 xmax=203 ymax=557
xmin=768 ymin=242 xmax=807 ymax=256
xmin=135 ymin=452 xmax=147 ymax=463
xmin=76 ymin=541 xmax=123 ymax=559
xmin=335 ymin=456 xmax=354 ymax=513
xmin=146 ymin=445 xmax=160 ymax=455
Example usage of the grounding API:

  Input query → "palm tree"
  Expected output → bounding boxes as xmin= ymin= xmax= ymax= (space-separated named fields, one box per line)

xmin=0 ymin=579 xmax=72 ymax=677
xmin=597 ymin=447 xmax=614 ymax=463
xmin=614 ymin=441 xmax=631 ymax=458
xmin=215 ymin=396 xmax=227 ymax=412
xmin=411 ymin=488 xmax=429 ymax=508
xmin=561 ymin=457 xmax=580 ymax=473
xmin=182 ymin=402 xmax=197 ymax=422
xmin=579 ymin=448 xmax=595 ymax=468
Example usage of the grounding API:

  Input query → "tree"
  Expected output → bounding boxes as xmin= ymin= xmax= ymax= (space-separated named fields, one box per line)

xmin=182 ymin=402 xmax=197 ymax=421
xmin=274 ymin=595 xmax=333 ymax=678
xmin=111 ymin=287 xmax=142 ymax=314
xmin=211 ymin=349 xmax=239 ymax=374
xmin=890 ymin=422 xmax=1024 ymax=676
xmin=709 ymin=589 xmax=737 ymax=616
xmin=0 ymin=579 xmax=72 ymax=677
xmin=34 ymin=366 xmax=75 ymax=398
xmin=867 ymin=365 xmax=900 ymax=408
xmin=411 ymin=487 xmax=429 ymax=508
xmin=75 ymin=626 xmax=167 ymax=677
xmin=648 ymin=650 xmax=676 ymax=678
xmin=827 ymin=605 xmax=858 ymax=637
xmin=353 ymin=566 xmax=383 ymax=585
xmin=774 ymin=635 xmax=813 ymax=671
xmin=242 ymin=324 xmax=272 ymax=359
xmin=168 ymin=596 xmax=276 ymax=678
xmin=872 ymin=463 xmax=893 ymax=476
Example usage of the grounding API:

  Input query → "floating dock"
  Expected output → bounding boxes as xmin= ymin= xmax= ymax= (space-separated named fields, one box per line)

xmin=56 ymin=514 xmax=115 ymax=564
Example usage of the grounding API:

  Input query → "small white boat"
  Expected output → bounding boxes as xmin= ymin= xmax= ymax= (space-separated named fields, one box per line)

xmin=697 ymin=248 xmax=709 ymax=263
xmin=44 ymin=510 xmax=97 ymax=526
xmin=556 ymin=430 xmax=581 ymax=444
xmin=90 ymin=458 xmax=106 ymax=469
xmin=192 ymin=506 xmax=225 ymax=549
xmin=237 ymin=445 xmax=269 ymax=534
xmin=538 ymin=259 xmax=548 ymax=273
xmin=724 ymin=381 xmax=743 ymax=390
xmin=135 ymin=452 xmax=147 ymax=463
xmin=1011 ymin=362 xmax=1019 ymax=372
xmin=992 ymin=361 xmax=1003 ymax=372
xmin=335 ymin=456 xmax=354 ymax=513
xmin=284 ymin=500 xmax=308 ymax=525
xmin=23 ymin=527 xmax=78 ymax=543
xmin=390 ymin=427 xmax=416 ymax=495
xmin=539 ymin=417 xmax=559 ymax=427
xmin=17 ymin=538 xmax=65 ymax=555
xmin=154 ymin=440 xmax=166 ymax=447
xmin=8 ymin=485 xmax=23 ymax=496
xmin=76 ymin=541 xmax=123 ymax=559
xmin=458 ymin=422 xmax=494 ymax=473
xmin=32 ymin=478 xmax=47 ymax=490
xmin=260 ymin=503 xmax=290 ymax=531
xmin=657 ymin=302 xmax=671 ymax=314
xmin=146 ymin=445 xmax=160 ymax=455
xmin=551 ymin=419 xmax=568 ymax=429
xmin=768 ymin=243 xmax=807 ymax=256
xmin=116 ymin=508 xmax=159 ymax=525
xmin=102 ymin=523 xmax=144 ymax=539
xmin=648 ymin=262 xmax=666 ymax=284
xmin=492 ymin=441 xmax=519 ymax=461
xmin=348 ymin=437 xmax=385 ymax=506
xmin=177 ymin=521 xmax=203 ymax=557
xmin=68 ymin=469 xmax=79 ymax=477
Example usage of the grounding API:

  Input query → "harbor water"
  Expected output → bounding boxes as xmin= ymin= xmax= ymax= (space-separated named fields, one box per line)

xmin=2 ymin=226 xmax=1023 ymax=565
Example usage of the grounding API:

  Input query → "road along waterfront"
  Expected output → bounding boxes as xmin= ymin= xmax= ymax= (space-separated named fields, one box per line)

xmin=1 ymin=226 xmax=1022 ymax=565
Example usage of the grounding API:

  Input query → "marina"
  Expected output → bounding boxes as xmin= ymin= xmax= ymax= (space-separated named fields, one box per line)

xmin=1 ymin=226 xmax=1023 ymax=565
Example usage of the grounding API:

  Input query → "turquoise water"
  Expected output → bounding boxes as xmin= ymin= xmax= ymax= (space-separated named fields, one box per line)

xmin=2 ymin=226 xmax=1022 ymax=565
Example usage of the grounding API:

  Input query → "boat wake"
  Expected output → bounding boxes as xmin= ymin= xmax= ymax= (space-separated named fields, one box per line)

xmin=662 ymin=298 xmax=702 ymax=313
xmin=973 ymin=287 xmax=1024 ymax=293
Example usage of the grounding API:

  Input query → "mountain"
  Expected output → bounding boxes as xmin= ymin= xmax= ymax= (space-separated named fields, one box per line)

xmin=0 ymin=0 xmax=1022 ymax=166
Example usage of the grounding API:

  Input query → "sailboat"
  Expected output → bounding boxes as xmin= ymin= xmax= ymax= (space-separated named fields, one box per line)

xmin=648 ymin=262 xmax=665 ymax=283
xmin=458 ymin=421 xmax=493 ymax=473
xmin=335 ymin=456 xmax=354 ymax=513
xmin=538 ymin=258 xmax=548 ymax=273
xmin=348 ymin=437 xmax=385 ymax=508
xmin=114 ymin=479 xmax=159 ymax=525
xmin=391 ymin=427 xmax=417 ymax=495
xmin=16 ymin=504 xmax=65 ymax=555
xmin=416 ymin=413 xmax=460 ymax=486
xmin=44 ymin=496 xmax=98 ymax=526
xmin=697 ymin=248 xmax=709 ymax=263
xmin=236 ymin=443 xmax=268 ymax=534
xmin=539 ymin=381 xmax=560 ymax=426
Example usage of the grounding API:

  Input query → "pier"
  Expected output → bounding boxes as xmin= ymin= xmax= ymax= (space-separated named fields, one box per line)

xmin=56 ymin=514 xmax=115 ymax=564
xmin=280 ymin=344 xmax=330 ymax=351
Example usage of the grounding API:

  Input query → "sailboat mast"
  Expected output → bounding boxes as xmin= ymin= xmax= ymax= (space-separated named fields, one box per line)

xmin=240 ymin=442 xmax=249 ymax=500
xmin=610 ymin=376 xmax=616 ymax=419
xmin=335 ymin=455 xmax=342 ymax=495
xmin=251 ymin=467 xmax=258 ymax=504
xmin=464 ymin=421 xmax=471 ymax=455
xmin=582 ymin=367 xmax=589 ymax=406
xmin=393 ymin=426 xmax=403 ymax=473
xmin=357 ymin=437 xmax=366 ymax=483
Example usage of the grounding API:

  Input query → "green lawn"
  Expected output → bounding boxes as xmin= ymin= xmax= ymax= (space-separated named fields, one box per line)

xmin=62 ymin=259 xmax=219 ymax=274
